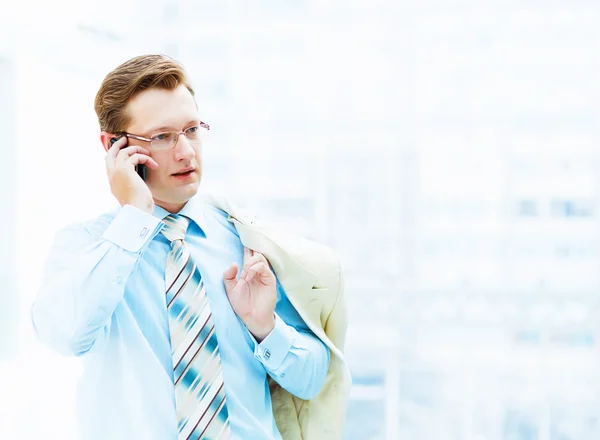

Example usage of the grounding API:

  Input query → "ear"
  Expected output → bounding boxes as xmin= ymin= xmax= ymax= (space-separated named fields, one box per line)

xmin=100 ymin=132 xmax=116 ymax=153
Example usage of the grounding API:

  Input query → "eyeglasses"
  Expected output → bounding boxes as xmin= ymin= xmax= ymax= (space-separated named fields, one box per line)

xmin=118 ymin=121 xmax=210 ymax=151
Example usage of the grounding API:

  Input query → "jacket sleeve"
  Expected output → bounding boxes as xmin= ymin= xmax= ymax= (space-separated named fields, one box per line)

xmin=31 ymin=205 xmax=162 ymax=356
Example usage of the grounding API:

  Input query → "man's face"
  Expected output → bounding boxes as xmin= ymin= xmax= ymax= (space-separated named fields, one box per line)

xmin=124 ymin=84 xmax=203 ymax=211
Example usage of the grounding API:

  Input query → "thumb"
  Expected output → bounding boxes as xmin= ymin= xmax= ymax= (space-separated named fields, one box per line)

xmin=223 ymin=262 xmax=238 ymax=293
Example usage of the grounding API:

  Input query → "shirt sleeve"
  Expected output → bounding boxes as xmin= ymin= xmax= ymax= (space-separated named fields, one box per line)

xmin=31 ymin=205 xmax=163 ymax=357
xmin=248 ymin=287 xmax=331 ymax=400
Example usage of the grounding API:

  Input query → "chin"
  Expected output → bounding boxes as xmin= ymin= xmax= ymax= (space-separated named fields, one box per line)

xmin=174 ymin=185 xmax=200 ymax=201
xmin=151 ymin=184 xmax=200 ymax=206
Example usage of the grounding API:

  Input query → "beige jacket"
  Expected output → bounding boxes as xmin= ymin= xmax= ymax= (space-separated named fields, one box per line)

xmin=204 ymin=195 xmax=351 ymax=440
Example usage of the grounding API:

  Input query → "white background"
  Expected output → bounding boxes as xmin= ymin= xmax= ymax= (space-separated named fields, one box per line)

xmin=1 ymin=1 xmax=600 ymax=439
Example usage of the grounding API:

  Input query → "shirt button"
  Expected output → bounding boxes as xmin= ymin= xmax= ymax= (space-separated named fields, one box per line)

xmin=264 ymin=349 xmax=271 ymax=360
xmin=115 ymin=276 xmax=123 ymax=284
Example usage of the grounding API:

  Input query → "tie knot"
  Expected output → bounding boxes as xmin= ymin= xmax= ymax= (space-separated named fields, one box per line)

xmin=160 ymin=214 xmax=190 ymax=243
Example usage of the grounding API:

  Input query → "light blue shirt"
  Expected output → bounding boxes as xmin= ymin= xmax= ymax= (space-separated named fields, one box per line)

xmin=31 ymin=197 xmax=330 ymax=440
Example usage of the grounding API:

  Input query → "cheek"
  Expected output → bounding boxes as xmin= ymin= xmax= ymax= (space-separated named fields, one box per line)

xmin=194 ymin=146 xmax=203 ymax=163
xmin=151 ymin=154 xmax=170 ymax=173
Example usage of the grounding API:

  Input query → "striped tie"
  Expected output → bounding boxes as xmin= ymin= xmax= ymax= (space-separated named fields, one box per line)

xmin=161 ymin=214 xmax=230 ymax=440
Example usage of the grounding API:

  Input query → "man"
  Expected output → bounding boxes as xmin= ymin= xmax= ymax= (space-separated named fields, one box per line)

xmin=31 ymin=54 xmax=350 ymax=440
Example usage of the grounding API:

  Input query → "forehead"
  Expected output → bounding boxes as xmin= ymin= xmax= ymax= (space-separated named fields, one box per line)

xmin=125 ymin=84 xmax=199 ymax=133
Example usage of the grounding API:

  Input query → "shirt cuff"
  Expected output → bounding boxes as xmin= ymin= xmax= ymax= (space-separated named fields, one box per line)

xmin=101 ymin=204 xmax=163 ymax=252
xmin=254 ymin=314 xmax=294 ymax=371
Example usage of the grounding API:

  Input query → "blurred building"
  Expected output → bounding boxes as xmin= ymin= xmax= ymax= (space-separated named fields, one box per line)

xmin=172 ymin=3 xmax=600 ymax=440
xmin=0 ymin=51 xmax=18 ymax=361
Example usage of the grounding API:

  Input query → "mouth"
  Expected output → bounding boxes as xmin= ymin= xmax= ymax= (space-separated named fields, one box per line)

xmin=172 ymin=167 xmax=195 ymax=177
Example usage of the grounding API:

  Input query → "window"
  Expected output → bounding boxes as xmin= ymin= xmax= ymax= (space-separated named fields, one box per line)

xmin=550 ymin=199 xmax=595 ymax=217
xmin=517 ymin=199 xmax=538 ymax=217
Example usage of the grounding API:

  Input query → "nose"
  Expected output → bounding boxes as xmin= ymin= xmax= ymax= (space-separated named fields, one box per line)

xmin=173 ymin=133 xmax=196 ymax=161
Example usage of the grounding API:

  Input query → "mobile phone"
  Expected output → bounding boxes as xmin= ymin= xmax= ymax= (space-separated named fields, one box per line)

xmin=110 ymin=137 xmax=147 ymax=181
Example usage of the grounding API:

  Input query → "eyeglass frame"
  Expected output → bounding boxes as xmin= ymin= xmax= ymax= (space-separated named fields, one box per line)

xmin=115 ymin=121 xmax=210 ymax=150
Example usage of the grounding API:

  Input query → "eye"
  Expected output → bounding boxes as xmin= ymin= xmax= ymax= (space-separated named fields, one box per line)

xmin=152 ymin=133 xmax=168 ymax=141
xmin=185 ymin=125 xmax=199 ymax=134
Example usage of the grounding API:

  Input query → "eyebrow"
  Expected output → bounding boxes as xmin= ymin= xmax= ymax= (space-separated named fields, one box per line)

xmin=145 ymin=119 xmax=200 ymax=134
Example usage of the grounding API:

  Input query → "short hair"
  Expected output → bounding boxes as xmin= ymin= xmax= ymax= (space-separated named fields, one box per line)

xmin=94 ymin=54 xmax=195 ymax=133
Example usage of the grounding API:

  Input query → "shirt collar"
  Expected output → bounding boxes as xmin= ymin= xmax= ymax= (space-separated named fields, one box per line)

xmin=152 ymin=196 xmax=210 ymax=237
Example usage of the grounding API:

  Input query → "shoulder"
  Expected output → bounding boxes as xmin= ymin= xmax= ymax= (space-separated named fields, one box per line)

xmin=202 ymin=203 xmax=230 ymax=221
xmin=267 ymin=227 xmax=342 ymax=288
xmin=243 ymin=208 xmax=342 ymax=292
xmin=200 ymin=192 xmax=342 ymax=286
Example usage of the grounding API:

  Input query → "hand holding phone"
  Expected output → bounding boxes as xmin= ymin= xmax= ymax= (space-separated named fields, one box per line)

xmin=110 ymin=137 xmax=147 ymax=181
xmin=106 ymin=136 xmax=157 ymax=214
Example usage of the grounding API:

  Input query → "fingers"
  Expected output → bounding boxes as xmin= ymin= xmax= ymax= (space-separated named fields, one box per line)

xmin=106 ymin=136 xmax=128 ymax=160
xmin=116 ymin=146 xmax=150 ymax=162
xmin=105 ymin=137 xmax=128 ymax=173
xmin=240 ymin=247 xmax=273 ymax=284
xmin=241 ymin=254 xmax=266 ymax=277
xmin=223 ymin=262 xmax=239 ymax=293
xmin=106 ymin=144 xmax=148 ymax=166
xmin=127 ymin=153 xmax=159 ymax=169
xmin=224 ymin=262 xmax=238 ymax=279
xmin=243 ymin=254 xmax=265 ymax=269
xmin=241 ymin=247 xmax=252 ymax=279
xmin=246 ymin=262 xmax=270 ymax=285
xmin=243 ymin=247 xmax=261 ymax=264
xmin=241 ymin=249 xmax=272 ymax=283
xmin=106 ymin=146 xmax=159 ymax=173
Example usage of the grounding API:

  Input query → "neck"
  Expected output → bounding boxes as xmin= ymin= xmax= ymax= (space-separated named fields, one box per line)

xmin=154 ymin=198 xmax=189 ymax=214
